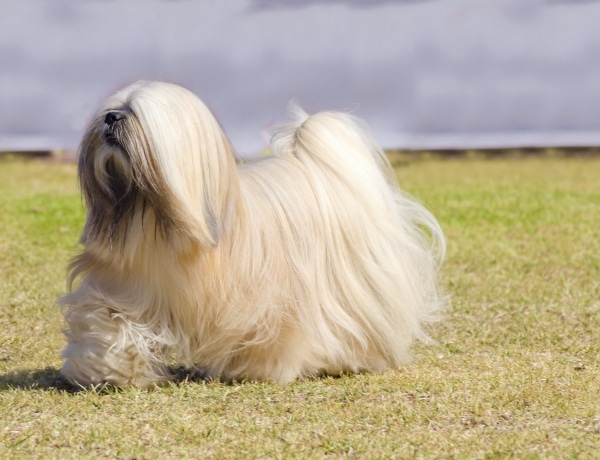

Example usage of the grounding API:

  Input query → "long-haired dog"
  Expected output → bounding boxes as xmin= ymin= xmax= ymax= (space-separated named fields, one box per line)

xmin=59 ymin=81 xmax=445 ymax=388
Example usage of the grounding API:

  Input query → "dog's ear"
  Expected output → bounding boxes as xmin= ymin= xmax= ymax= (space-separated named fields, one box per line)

xmin=127 ymin=82 xmax=239 ymax=248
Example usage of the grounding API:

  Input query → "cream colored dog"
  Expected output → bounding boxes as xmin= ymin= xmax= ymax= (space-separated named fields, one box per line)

xmin=59 ymin=81 xmax=445 ymax=388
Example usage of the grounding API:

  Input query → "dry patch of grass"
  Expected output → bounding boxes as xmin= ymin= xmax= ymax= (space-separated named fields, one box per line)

xmin=1 ymin=157 xmax=599 ymax=458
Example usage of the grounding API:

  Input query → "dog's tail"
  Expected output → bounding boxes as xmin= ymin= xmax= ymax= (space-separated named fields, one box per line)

xmin=269 ymin=102 xmax=446 ymax=345
xmin=270 ymin=100 xmax=445 ymax=264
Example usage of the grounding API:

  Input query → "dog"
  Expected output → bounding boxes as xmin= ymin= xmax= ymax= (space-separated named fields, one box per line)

xmin=59 ymin=81 xmax=445 ymax=388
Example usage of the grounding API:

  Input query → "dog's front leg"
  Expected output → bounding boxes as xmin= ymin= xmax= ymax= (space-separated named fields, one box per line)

xmin=60 ymin=303 xmax=170 ymax=389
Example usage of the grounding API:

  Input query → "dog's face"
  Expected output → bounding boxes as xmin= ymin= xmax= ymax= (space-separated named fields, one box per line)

xmin=77 ymin=81 xmax=238 ymax=249
xmin=78 ymin=84 xmax=170 ymax=246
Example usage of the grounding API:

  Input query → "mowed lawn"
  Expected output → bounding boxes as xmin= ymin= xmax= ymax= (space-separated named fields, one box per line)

xmin=0 ymin=155 xmax=598 ymax=459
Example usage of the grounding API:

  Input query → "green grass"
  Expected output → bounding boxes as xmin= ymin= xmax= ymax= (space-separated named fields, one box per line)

xmin=1 ymin=156 xmax=599 ymax=459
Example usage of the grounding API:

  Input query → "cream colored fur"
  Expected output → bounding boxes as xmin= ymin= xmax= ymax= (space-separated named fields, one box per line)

xmin=59 ymin=81 xmax=445 ymax=388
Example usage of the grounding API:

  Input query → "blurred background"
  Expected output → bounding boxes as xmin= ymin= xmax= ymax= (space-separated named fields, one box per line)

xmin=1 ymin=0 xmax=600 ymax=156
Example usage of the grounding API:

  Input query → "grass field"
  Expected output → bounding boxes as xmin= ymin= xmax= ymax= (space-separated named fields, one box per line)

xmin=1 ymin=155 xmax=599 ymax=458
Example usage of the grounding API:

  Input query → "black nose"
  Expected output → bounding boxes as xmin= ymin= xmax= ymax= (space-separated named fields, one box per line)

xmin=104 ymin=111 xmax=125 ymax=125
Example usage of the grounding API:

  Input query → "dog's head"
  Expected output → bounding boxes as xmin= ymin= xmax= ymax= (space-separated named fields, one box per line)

xmin=77 ymin=81 xmax=238 ymax=250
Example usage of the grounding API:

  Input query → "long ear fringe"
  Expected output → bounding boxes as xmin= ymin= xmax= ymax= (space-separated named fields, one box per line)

xmin=128 ymin=82 xmax=239 ymax=249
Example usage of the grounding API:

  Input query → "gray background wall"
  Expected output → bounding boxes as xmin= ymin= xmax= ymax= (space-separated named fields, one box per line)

xmin=2 ymin=0 xmax=600 ymax=155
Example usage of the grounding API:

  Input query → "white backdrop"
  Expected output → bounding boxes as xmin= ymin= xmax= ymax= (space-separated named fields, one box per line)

xmin=2 ymin=0 xmax=600 ymax=154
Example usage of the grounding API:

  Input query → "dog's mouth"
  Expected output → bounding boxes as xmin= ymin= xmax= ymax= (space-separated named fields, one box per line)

xmin=105 ymin=130 xmax=119 ymax=147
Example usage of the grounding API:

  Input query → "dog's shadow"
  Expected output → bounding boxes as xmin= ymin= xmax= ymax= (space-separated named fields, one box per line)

xmin=0 ymin=367 xmax=77 ymax=393
xmin=0 ymin=367 xmax=211 ymax=393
